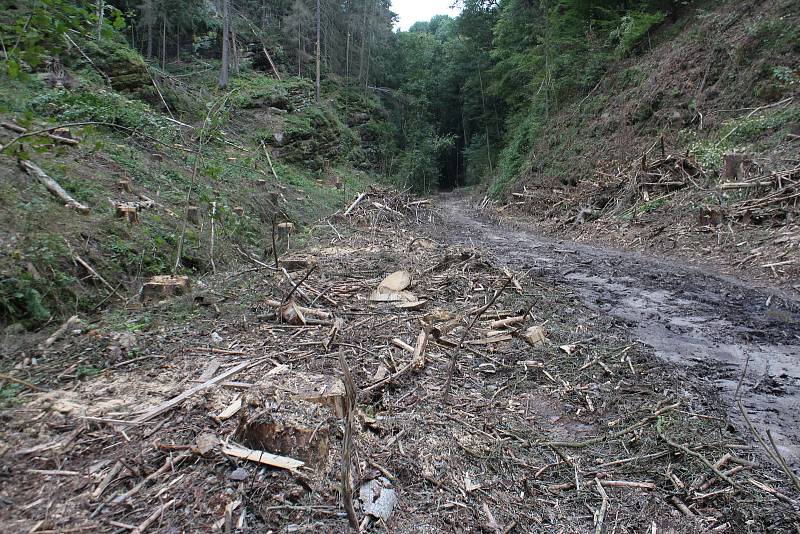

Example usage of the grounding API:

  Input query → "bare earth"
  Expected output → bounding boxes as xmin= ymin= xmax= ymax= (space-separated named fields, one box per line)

xmin=1 ymin=189 xmax=799 ymax=532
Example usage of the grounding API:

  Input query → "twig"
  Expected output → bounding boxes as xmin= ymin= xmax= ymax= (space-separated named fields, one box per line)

xmin=131 ymin=498 xmax=176 ymax=534
xmin=442 ymin=276 xmax=514 ymax=400
xmin=282 ymin=266 xmax=317 ymax=305
xmin=658 ymin=432 xmax=738 ymax=488
xmin=594 ymin=479 xmax=609 ymax=534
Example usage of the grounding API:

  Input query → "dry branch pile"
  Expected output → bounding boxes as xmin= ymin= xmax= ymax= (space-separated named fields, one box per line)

xmin=1 ymin=189 xmax=798 ymax=532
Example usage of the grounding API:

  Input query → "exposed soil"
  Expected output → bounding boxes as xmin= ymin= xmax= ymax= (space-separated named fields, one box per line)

xmin=1 ymin=189 xmax=799 ymax=533
xmin=438 ymin=192 xmax=800 ymax=467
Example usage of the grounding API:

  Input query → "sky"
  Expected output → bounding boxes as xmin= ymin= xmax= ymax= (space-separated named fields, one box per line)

xmin=392 ymin=0 xmax=462 ymax=31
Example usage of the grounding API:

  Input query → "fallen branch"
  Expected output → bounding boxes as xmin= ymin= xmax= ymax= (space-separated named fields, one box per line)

xmin=127 ymin=361 xmax=249 ymax=425
xmin=0 ymin=373 xmax=45 ymax=392
xmin=221 ymin=442 xmax=304 ymax=470
xmin=20 ymin=160 xmax=89 ymax=213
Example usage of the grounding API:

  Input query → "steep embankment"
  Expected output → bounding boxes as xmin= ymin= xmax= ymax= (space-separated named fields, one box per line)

xmin=492 ymin=0 xmax=799 ymax=290
xmin=0 ymin=36 xmax=392 ymax=334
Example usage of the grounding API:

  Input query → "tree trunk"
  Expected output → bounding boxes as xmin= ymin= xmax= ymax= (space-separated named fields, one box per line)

xmin=231 ymin=30 xmax=240 ymax=75
xmin=145 ymin=0 xmax=153 ymax=59
xmin=358 ymin=0 xmax=366 ymax=84
xmin=315 ymin=0 xmax=321 ymax=102
xmin=96 ymin=0 xmax=105 ymax=41
xmin=219 ymin=0 xmax=230 ymax=88
xmin=161 ymin=15 xmax=166 ymax=69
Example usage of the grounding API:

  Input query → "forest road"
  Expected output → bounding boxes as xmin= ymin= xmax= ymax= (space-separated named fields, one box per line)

xmin=436 ymin=192 xmax=800 ymax=467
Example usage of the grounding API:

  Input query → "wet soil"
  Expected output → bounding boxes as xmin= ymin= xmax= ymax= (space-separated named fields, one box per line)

xmin=437 ymin=193 xmax=800 ymax=467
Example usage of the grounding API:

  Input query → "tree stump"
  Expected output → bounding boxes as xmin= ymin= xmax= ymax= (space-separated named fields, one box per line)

xmin=235 ymin=372 xmax=345 ymax=470
xmin=233 ymin=206 xmax=245 ymax=216
xmin=151 ymin=153 xmax=164 ymax=162
xmin=115 ymin=203 xmax=140 ymax=224
xmin=140 ymin=275 xmax=190 ymax=302
xmin=187 ymin=206 xmax=199 ymax=225
xmin=722 ymin=154 xmax=748 ymax=181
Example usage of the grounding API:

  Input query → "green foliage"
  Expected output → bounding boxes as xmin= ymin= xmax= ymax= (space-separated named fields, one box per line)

xmin=685 ymin=105 xmax=800 ymax=170
xmin=610 ymin=10 xmax=667 ymax=57
xmin=0 ymin=0 xmax=124 ymax=79
xmin=30 ymin=90 xmax=179 ymax=142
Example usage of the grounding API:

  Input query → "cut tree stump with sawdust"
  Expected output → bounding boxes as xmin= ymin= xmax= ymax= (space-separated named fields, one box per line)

xmin=235 ymin=372 xmax=346 ymax=469
xmin=140 ymin=275 xmax=190 ymax=302
xmin=115 ymin=203 xmax=140 ymax=224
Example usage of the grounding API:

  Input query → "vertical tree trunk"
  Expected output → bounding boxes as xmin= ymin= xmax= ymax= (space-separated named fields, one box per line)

xmin=315 ymin=0 xmax=321 ymax=102
xmin=145 ymin=0 xmax=153 ymax=59
xmin=96 ymin=0 xmax=105 ymax=41
xmin=175 ymin=30 xmax=180 ymax=62
xmin=297 ymin=24 xmax=301 ymax=77
xmin=231 ymin=30 xmax=240 ymax=74
xmin=219 ymin=0 xmax=230 ymax=88
xmin=358 ymin=0 xmax=366 ymax=84
xmin=161 ymin=15 xmax=166 ymax=69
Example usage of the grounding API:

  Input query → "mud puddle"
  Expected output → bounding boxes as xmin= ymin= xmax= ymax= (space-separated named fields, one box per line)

xmin=436 ymin=194 xmax=800 ymax=466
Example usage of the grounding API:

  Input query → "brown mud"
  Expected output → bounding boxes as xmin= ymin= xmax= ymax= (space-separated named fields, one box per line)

xmin=437 ymin=192 xmax=800 ymax=467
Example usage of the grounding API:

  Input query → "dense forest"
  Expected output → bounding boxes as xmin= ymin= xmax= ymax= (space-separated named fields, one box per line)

xmin=2 ymin=0 xmax=734 ymax=192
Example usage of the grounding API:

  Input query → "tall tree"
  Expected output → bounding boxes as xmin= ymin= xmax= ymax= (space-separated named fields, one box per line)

xmin=219 ymin=0 xmax=231 ymax=88
xmin=315 ymin=0 xmax=321 ymax=101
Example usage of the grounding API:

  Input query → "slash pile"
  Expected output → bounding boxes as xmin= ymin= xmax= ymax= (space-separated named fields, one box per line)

xmin=0 ymin=190 xmax=798 ymax=533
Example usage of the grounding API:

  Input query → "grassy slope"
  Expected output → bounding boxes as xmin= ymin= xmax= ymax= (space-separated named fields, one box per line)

xmin=0 ymin=41 xmax=388 ymax=332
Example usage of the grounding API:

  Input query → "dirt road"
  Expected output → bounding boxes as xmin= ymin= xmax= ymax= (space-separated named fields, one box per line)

xmin=437 ymin=193 xmax=800 ymax=467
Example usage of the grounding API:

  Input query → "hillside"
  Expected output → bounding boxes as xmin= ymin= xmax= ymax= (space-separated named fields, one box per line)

xmin=0 ymin=34 xmax=391 ymax=332
xmin=485 ymin=0 xmax=799 ymax=288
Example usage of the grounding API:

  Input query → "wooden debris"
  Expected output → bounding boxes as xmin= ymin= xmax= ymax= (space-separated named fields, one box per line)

xmin=221 ymin=442 xmax=304 ymax=470
xmin=127 ymin=361 xmax=250 ymax=425
xmin=39 ymin=315 xmax=80 ymax=349
xmin=115 ymin=202 xmax=140 ymax=224
xmin=20 ymin=160 xmax=90 ymax=213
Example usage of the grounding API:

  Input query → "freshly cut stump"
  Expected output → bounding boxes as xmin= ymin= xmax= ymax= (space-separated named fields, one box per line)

xmin=140 ymin=275 xmax=190 ymax=302
xmin=236 ymin=372 xmax=346 ymax=470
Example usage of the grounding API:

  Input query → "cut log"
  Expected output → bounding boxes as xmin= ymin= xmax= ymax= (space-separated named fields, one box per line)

xmin=140 ymin=275 xmax=190 ymax=302
xmin=20 ymin=160 xmax=89 ymax=214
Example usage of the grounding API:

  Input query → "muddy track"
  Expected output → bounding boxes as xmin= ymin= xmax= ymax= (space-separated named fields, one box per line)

xmin=436 ymin=193 xmax=800 ymax=467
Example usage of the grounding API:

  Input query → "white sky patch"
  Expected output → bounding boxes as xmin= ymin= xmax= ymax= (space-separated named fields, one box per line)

xmin=392 ymin=0 xmax=462 ymax=31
